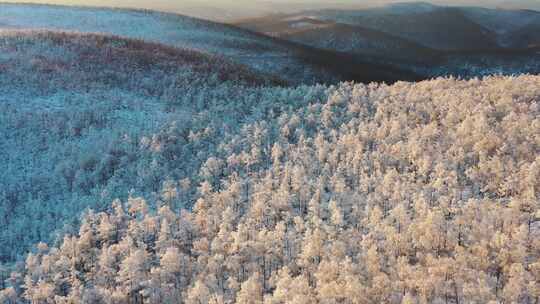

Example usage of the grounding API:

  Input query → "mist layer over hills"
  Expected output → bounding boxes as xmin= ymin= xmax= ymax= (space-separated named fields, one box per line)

xmin=2 ymin=0 xmax=540 ymax=21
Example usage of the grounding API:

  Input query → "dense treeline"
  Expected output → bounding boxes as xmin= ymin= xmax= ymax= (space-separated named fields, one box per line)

xmin=1 ymin=75 xmax=538 ymax=303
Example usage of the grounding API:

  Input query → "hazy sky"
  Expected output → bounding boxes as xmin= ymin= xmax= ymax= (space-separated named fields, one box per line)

xmin=2 ymin=0 xmax=539 ymax=20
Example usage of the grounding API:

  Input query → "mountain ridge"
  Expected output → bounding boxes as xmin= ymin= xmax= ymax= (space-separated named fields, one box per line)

xmin=236 ymin=3 xmax=540 ymax=78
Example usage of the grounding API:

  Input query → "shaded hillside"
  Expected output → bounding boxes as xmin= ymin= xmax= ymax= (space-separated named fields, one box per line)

xmin=461 ymin=7 xmax=540 ymax=47
xmin=223 ymin=28 xmax=424 ymax=84
xmin=461 ymin=7 xmax=540 ymax=34
xmin=308 ymin=7 xmax=499 ymax=50
xmin=260 ymin=21 xmax=439 ymax=62
xmin=302 ymin=3 xmax=540 ymax=50
xmin=505 ymin=22 xmax=540 ymax=48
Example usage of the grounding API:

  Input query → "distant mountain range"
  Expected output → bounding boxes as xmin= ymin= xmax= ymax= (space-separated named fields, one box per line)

xmin=235 ymin=2 xmax=540 ymax=78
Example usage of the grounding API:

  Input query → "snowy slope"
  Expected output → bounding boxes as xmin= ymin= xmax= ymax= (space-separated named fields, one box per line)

xmin=0 ymin=30 xmax=325 ymax=261
xmin=461 ymin=7 xmax=540 ymax=47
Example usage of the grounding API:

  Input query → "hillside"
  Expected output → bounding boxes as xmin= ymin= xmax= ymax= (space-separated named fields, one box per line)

xmin=0 ymin=29 xmax=329 ymax=262
xmin=0 ymin=3 xmax=420 ymax=84
xmin=461 ymin=7 xmax=540 ymax=47
xmin=505 ymin=22 xmax=540 ymax=48
xmin=1 ymin=75 xmax=538 ymax=303
xmin=340 ymin=8 xmax=497 ymax=50
xmin=294 ymin=3 xmax=540 ymax=50
xmin=293 ymin=4 xmax=497 ymax=51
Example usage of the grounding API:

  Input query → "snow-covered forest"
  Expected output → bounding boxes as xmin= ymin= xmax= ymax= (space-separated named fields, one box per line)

xmin=0 ymin=3 xmax=539 ymax=304
xmin=0 ymin=30 xmax=317 ymax=262
xmin=1 ymin=66 xmax=539 ymax=302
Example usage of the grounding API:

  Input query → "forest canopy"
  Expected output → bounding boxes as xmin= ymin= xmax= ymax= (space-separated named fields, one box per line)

xmin=1 ymin=75 xmax=538 ymax=304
